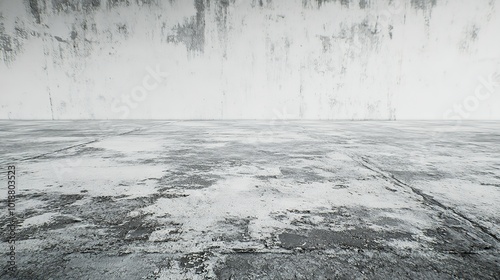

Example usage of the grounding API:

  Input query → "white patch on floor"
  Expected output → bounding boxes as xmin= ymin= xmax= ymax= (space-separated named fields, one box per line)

xmin=21 ymin=212 xmax=57 ymax=228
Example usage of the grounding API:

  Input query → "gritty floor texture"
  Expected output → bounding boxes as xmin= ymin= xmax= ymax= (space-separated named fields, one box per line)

xmin=1 ymin=121 xmax=499 ymax=279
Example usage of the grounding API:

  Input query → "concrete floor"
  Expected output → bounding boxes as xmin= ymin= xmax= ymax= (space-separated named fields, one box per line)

xmin=1 ymin=121 xmax=499 ymax=279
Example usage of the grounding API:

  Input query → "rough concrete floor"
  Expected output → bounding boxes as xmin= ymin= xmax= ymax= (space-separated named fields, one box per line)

xmin=0 ymin=121 xmax=499 ymax=279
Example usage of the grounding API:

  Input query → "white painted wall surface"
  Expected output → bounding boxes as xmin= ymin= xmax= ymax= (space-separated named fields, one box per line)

xmin=0 ymin=0 xmax=499 ymax=119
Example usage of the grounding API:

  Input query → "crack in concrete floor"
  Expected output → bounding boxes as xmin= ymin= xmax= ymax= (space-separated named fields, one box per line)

xmin=353 ymin=154 xmax=500 ymax=243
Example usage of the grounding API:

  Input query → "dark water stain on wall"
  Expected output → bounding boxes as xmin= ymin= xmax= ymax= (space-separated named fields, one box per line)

xmin=0 ymin=36 xmax=18 ymax=65
xmin=51 ymin=0 xmax=101 ymax=13
xmin=52 ymin=0 xmax=76 ymax=12
xmin=410 ymin=0 xmax=437 ymax=11
xmin=54 ymin=35 xmax=67 ymax=42
xmin=469 ymin=24 xmax=479 ymax=41
xmin=0 ymin=17 xmax=30 ymax=65
xmin=250 ymin=0 xmax=273 ymax=8
xmin=117 ymin=23 xmax=128 ymax=37
xmin=28 ymin=0 xmax=42 ymax=24
xmin=359 ymin=0 xmax=368 ymax=9
xmin=459 ymin=24 xmax=480 ymax=53
xmin=316 ymin=0 xmax=350 ymax=8
xmin=357 ymin=20 xmax=380 ymax=43
xmin=168 ymin=0 xmax=206 ymax=53
xmin=83 ymin=0 xmax=101 ymax=11
xmin=0 ymin=20 xmax=13 ymax=56
xmin=136 ymin=0 xmax=157 ymax=6
xmin=102 ymin=0 xmax=133 ymax=9
xmin=215 ymin=0 xmax=231 ymax=57
xmin=107 ymin=0 xmax=131 ymax=8
xmin=410 ymin=0 xmax=436 ymax=29
xmin=319 ymin=35 xmax=332 ymax=53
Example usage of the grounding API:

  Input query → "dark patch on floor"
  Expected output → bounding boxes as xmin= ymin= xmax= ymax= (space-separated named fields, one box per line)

xmin=424 ymin=225 xmax=495 ymax=254
xmin=279 ymin=166 xmax=327 ymax=183
xmin=213 ymin=217 xmax=253 ymax=242
xmin=278 ymin=228 xmax=412 ymax=250
xmin=179 ymin=251 xmax=213 ymax=274
xmin=121 ymin=215 xmax=158 ymax=241
xmin=214 ymin=250 xmax=500 ymax=279
xmin=161 ymin=172 xmax=220 ymax=189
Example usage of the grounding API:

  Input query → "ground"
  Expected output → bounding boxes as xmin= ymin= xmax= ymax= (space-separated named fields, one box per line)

xmin=0 ymin=120 xmax=499 ymax=279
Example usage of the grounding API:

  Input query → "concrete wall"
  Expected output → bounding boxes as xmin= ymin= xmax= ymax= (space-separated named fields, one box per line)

xmin=1 ymin=0 xmax=499 ymax=119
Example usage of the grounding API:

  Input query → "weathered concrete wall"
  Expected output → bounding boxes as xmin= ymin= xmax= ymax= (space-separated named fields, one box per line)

xmin=1 ymin=0 xmax=499 ymax=119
